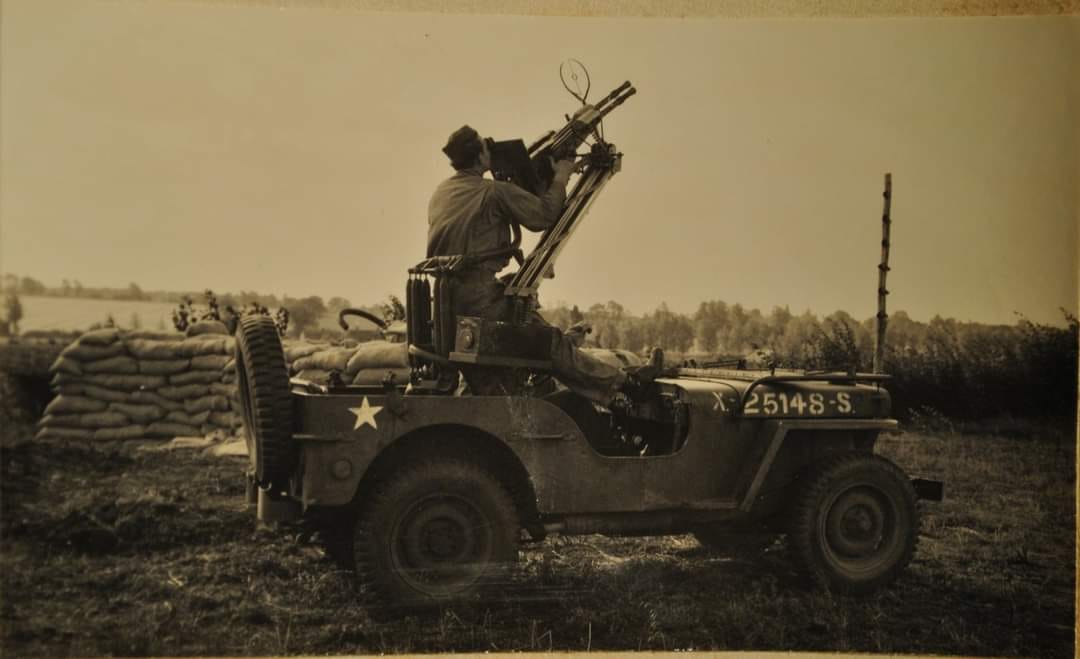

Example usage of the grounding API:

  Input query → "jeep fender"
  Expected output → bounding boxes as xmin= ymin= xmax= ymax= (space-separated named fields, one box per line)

xmin=292 ymin=392 xmax=586 ymax=509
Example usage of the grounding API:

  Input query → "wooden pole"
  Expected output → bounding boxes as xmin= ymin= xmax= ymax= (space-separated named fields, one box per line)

xmin=873 ymin=173 xmax=892 ymax=374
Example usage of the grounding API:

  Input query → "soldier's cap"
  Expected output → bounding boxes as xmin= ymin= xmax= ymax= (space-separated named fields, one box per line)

xmin=442 ymin=125 xmax=483 ymax=169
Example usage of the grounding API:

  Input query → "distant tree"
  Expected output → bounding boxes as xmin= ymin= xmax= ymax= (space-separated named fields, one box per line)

xmin=61 ymin=279 xmax=72 ymax=296
xmin=326 ymin=296 xmax=351 ymax=313
xmin=381 ymin=295 xmax=406 ymax=323
xmin=18 ymin=276 xmax=46 ymax=296
xmin=692 ymin=300 xmax=723 ymax=353
xmin=130 ymin=312 xmax=142 ymax=330
xmin=126 ymin=282 xmax=145 ymax=301
xmin=569 ymin=305 xmax=584 ymax=325
xmin=284 ymin=295 xmax=327 ymax=337
xmin=2 ymin=291 xmax=23 ymax=335
xmin=621 ymin=318 xmax=645 ymax=353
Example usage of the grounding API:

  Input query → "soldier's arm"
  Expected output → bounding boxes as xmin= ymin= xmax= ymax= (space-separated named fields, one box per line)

xmin=492 ymin=164 xmax=574 ymax=231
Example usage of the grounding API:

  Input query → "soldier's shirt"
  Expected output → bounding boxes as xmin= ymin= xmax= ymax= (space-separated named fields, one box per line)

xmin=427 ymin=168 xmax=566 ymax=273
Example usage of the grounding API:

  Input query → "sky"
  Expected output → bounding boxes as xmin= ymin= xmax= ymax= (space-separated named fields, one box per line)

xmin=1 ymin=2 xmax=1077 ymax=326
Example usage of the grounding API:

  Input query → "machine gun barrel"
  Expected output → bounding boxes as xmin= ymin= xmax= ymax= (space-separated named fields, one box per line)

xmin=596 ymin=87 xmax=636 ymax=120
xmin=593 ymin=81 xmax=633 ymax=113
xmin=541 ymin=83 xmax=635 ymax=161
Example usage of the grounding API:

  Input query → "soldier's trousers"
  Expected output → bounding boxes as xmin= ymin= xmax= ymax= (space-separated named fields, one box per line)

xmin=450 ymin=270 xmax=627 ymax=404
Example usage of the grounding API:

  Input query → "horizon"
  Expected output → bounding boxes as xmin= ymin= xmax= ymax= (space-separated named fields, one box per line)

xmin=1 ymin=4 xmax=1077 ymax=327
xmin=3 ymin=273 xmax=1068 ymax=330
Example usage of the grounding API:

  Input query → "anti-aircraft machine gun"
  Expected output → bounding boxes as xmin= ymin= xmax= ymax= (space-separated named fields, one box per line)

xmin=406 ymin=62 xmax=636 ymax=388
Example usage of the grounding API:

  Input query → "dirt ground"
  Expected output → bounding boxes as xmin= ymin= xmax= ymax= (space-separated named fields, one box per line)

xmin=0 ymin=428 xmax=1075 ymax=656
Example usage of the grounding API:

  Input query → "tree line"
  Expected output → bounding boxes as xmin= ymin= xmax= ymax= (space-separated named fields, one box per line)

xmin=5 ymin=274 xmax=1076 ymax=422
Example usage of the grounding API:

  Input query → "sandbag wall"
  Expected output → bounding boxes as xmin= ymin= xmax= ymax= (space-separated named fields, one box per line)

xmin=36 ymin=325 xmax=242 ymax=442
xmin=35 ymin=323 xmax=411 ymax=443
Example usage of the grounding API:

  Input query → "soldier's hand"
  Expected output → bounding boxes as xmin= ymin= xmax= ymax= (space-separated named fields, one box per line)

xmin=551 ymin=157 xmax=576 ymax=184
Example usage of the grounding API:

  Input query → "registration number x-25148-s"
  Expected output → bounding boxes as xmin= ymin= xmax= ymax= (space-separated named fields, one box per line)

xmin=742 ymin=391 xmax=853 ymax=416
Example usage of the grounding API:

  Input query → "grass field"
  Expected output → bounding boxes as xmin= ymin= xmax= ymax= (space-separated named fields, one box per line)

xmin=14 ymin=296 xmax=177 ymax=333
xmin=0 ymin=428 xmax=1074 ymax=656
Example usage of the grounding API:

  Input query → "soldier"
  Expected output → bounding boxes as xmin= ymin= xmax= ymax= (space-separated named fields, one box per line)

xmin=428 ymin=125 xmax=651 ymax=404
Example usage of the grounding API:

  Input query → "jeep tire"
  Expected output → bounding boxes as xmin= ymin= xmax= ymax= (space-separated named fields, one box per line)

xmin=354 ymin=459 xmax=519 ymax=607
xmin=787 ymin=453 xmax=917 ymax=595
xmin=234 ymin=315 xmax=294 ymax=492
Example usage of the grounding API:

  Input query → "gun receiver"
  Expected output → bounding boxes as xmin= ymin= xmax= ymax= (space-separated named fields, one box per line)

xmin=487 ymin=80 xmax=636 ymax=320
xmin=487 ymin=82 xmax=636 ymax=196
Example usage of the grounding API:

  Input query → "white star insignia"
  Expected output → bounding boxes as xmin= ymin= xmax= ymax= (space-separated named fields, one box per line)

xmin=712 ymin=391 xmax=728 ymax=412
xmin=349 ymin=397 xmax=383 ymax=431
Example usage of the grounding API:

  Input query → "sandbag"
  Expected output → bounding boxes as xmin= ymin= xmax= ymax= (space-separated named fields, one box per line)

xmin=128 ymin=389 xmax=184 ymax=412
xmin=295 ymin=369 xmax=331 ymax=382
xmin=283 ymin=342 xmax=323 ymax=362
xmin=54 ymin=383 xmax=85 ymax=396
xmin=208 ymin=411 xmax=240 ymax=428
xmin=345 ymin=341 xmax=409 ymax=374
xmin=221 ymin=336 xmax=236 ymax=354
xmin=581 ymin=348 xmax=643 ymax=369
xmin=109 ymin=402 xmax=165 ymax=424
xmin=186 ymin=320 xmax=228 ymax=336
xmin=80 ymin=328 xmax=120 ymax=346
xmin=84 ymin=373 xmax=167 ymax=392
xmin=83 ymin=384 xmax=130 ymax=403
xmin=82 ymin=355 xmax=139 ymax=375
xmin=138 ymin=359 xmax=190 ymax=375
xmin=40 ymin=413 xmax=85 ymax=428
xmin=50 ymin=355 xmax=84 ymax=376
xmin=35 ymin=426 xmax=95 ymax=441
xmin=223 ymin=358 xmax=236 ymax=372
xmin=60 ymin=341 xmax=127 ymax=362
xmin=166 ymin=409 xmax=211 ymax=426
xmin=146 ymin=421 xmax=202 ymax=438
xmin=50 ymin=372 xmax=78 ymax=389
xmin=294 ymin=348 xmax=355 ymax=375
xmin=80 ymin=411 xmax=130 ymax=429
xmin=221 ymin=372 xmax=237 ymax=385
xmin=158 ymin=384 xmax=209 ymax=401
xmin=184 ymin=395 xmax=230 ymax=414
xmin=126 ymin=330 xmax=180 ymax=341
xmin=190 ymin=354 xmax=230 ymax=371
xmin=207 ymin=438 xmax=247 ymax=457
xmin=174 ymin=337 xmax=229 ymax=357
xmin=94 ymin=425 xmax=147 ymax=441
xmin=127 ymin=339 xmax=184 ymax=360
xmin=169 ymin=370 xmax=222 ymax=386
xmin=44 ymin=395 xmax=107 ymax=415
xmin=351 ymin=367 xmax=411 ymax=385
xmin=209 ymin=383 xmax=236 ymax=398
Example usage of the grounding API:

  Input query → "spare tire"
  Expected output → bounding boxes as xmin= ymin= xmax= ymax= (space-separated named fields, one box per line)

xmin=235 ymin=315 xmax=295 ymax=492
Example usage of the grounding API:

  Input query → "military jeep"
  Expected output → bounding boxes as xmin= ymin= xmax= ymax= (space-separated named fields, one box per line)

xmin=234 ymin=69 xmax=941 ymax=606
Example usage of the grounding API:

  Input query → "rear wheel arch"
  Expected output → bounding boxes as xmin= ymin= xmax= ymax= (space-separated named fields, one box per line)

xmin=355 ymin=424 xmax=541 ymax=530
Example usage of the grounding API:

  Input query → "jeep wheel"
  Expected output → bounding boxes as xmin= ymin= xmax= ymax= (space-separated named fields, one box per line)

xmin=354 ymin=459 xmax=519 ymax=607
xmin=234 ymin=315 xmax=294 ymax=492
xmin=787 ymin=453 xmax=917 ymax=595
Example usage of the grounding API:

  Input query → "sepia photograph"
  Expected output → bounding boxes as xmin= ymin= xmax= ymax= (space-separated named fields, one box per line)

xmin=1 ymin=1 xmax=1077 ymax=656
